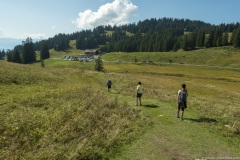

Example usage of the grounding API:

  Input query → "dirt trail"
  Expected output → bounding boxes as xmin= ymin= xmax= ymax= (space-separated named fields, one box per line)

xmin=111 ymin=98 xmax=240 ymax=160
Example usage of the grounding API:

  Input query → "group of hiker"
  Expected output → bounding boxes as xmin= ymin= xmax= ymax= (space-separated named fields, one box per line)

xmin=106 ymin=79 xmax=188 ymax=120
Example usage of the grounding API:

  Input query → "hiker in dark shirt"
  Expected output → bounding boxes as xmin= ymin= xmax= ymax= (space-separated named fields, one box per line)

xmin=177 ymin=83 xmax=188 ymax=120
xmin=106 ymin=79 xmax=112 ymax=92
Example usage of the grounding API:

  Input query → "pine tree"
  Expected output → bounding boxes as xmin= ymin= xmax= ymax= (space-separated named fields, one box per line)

xmin=187 ymin=32 xmax=197 ymax=50
xmin=94 ymin=57 xmax=104 ymax=72
xmin=232 ymin=27 xmax=240 ymax=48
xmin=12 ymin=49 xmax=21 ymax=63
xmin=222 ymin=32 xmax=229 ymax=46
xmin=0 ymin=50 xmax=2 ymax=60
xmin=41 ymin=58 xmax=45 ymax=67
xmin=21 ymin=37 xmax=36 ymax=64
xmin=196 ymin=30 xmax=205 ymax=47
xmin=205 ymin=29 xmax=215 ymax=47
xmin=7 ymin=51 xmax=13 ymax=62
xmin=173 ymin=40 xmax=180 ymax=52
xmin=40 ymin=41 xmax=50 ymax=59
xmin=181 ymin=35 xmax=188 ymax=51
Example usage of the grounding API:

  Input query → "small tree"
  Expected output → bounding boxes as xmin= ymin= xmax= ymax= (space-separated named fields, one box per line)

xmin=40 ymin=41 xmax=50 ymax=60
xmin=41 ymin=58 xmax=45 ymax=67
xmin=94 ymin=57 xmax=104 ymax=72
xmin=134 ymin=56 xmax=138 ymax=64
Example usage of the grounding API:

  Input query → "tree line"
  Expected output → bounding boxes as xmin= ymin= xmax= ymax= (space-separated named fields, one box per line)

xmin=5 ymin=17 xmax=240 ymax=64
xmin=0 ymin=50 xmax=6 ymax=60
xmin=7 ymin=38 xmax=49 ymax=64
xmin=73 ymin=18 xmax=240 ymax=52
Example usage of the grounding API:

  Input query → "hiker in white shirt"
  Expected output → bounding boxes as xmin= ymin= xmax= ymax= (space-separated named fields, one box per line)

xmin=136 ymin=82 xmax=143 ymax=106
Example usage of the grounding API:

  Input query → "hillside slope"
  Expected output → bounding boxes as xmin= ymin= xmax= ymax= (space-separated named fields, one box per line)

xmin=101 ymin=46 xmax=240 ymax=69
xmin=0 ymin=62 xmax=150 ymax=159
xmin=1 ymin=46 xmax=240 ymax=159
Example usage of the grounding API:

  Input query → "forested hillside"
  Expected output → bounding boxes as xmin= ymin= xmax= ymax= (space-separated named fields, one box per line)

xmin=67 ymin=17 xmax=240 ymax=52
xmin=4 ymin=17 xmax=240 ymax=64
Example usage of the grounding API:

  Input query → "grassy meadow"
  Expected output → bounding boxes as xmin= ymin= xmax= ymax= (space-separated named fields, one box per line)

xmin=0 ymin=62 xmax=151 ymax=159
xmin=0 ymin=44 xmax=240 ymax=159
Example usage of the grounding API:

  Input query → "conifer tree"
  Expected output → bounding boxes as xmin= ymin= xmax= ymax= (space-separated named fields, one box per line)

xmin=213 ymin=28 xmax=223 ymax=47
xmin=0 ymin=50 xmax=2 ymax=60
xmin=222 ymin=32 xmax=229 ymax=46
xmin=173 ymin=40 xmax=180 ymax=52
xmin=40 ymin=41 xmax=50 ymax=59
xmin=7 ymin=51 xmax=12 ymax=62
xmin=0 ymin=50 xmax=5 ymax=59
xmin=12 ymin=49 xmax=21 ymax=63
xmin=232 ymin=27 xmax=240 ymax=48
xmin=196 ymin=30 xmax=205 ymax=47
xmin=21 ymin=37 xmax=36 ymax=64
xmin=94 ymin=57 xmax=104 ymax=72
xmin=187 ymin=32 xmax=197 ymax=50
xmin=181 ymin=35 xmax=188 ymax=51
xmin=205 ymin=29 xmax=215 ymax=47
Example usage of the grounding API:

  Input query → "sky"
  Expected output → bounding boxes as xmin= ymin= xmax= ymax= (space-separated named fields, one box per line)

xmin=1 ymin=0 xmax=240 ymax=49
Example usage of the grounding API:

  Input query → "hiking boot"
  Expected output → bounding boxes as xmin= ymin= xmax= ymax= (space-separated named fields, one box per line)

xmin=176 ymin=114 xmax=180 ymax=118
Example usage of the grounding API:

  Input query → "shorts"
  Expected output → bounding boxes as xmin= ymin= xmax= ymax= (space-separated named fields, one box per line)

xmin=137 ymin=93 xmax=142 ymax=98
xmin=178 ymin=102 xmax=187 ymax=111
xmin=108 ymin=85 xmax=111 ymax=89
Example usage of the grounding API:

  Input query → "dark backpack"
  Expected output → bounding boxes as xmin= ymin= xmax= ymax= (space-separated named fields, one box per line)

xmin=179 ymin=91 xmax=187 ymax=103
xmin=107 ymin=80 xmax=112 ymax=85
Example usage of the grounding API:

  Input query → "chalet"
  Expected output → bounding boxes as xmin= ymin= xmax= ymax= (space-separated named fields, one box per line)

xmin=85 ymin=49 xmax=99 ymax=55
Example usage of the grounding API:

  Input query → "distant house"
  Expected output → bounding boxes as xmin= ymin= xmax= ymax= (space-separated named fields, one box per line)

xmin=85 ymin=49 xmax=99 ymax=55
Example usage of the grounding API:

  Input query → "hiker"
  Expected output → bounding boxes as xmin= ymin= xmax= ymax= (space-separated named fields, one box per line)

xmin=177 ymin=83 xmax=188 ymax=120
xmin=106 ymin=79 xmax=112 ymax=92
xmin=136 ymin=82 xmax=143 ymax=106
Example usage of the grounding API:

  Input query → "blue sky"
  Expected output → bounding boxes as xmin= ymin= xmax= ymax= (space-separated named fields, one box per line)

xmin=1 ymin=0 xmax=240 ymax=45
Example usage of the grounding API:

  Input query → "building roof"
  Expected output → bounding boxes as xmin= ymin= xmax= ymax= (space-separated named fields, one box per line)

xmin=85 ymin=49 xmax=97 ymax=53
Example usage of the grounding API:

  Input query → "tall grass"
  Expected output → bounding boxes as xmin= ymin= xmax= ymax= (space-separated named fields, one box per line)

xmin=0 ymin=62 xmax=151 ymax=159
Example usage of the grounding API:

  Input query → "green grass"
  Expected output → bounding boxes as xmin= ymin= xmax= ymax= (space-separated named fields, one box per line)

xmin=101 ymin=46 xmax=240 ymax=68
xmin=0 ymin=62 xmax=151 ymax=159
xmin=100 ymin=48 xmax=240 ymax=159
xmin=101 ymin=62 xmax=240 ymax=134
xmin=96 ymin=65 xmax=240 ymax=159
xmin=1 ymin=46 xmax=240 ymax=159
xmin=40 ymin=58 xmax=95 ymax=70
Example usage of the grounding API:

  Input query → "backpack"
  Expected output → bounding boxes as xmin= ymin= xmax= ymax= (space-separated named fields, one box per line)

xmin=179 ymin=90 xmax=187 ymax=103
xmin=107 ymin=80 xmax=112 ymax=85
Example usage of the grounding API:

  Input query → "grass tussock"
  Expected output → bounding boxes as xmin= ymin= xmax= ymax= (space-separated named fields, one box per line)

xmin=0 ymin=62 xmax=151 ymax=159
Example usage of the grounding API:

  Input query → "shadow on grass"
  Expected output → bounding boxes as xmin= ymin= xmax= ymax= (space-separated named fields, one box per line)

xmin=185 ymin=117 xmax=217 ymax=123
xmin=109 ymin=91 xmax=121 ymax=94
xmin=143 ymin=104 xmax=160 ymax=108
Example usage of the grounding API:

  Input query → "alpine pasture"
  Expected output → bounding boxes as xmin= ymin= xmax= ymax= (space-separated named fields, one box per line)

xmin=0 ymin=45 xmax=240 ymax=159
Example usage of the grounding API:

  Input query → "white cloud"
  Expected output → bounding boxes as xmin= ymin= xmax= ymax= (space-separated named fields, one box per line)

xmin=73 ymin=0 xmax=138 ymax=29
